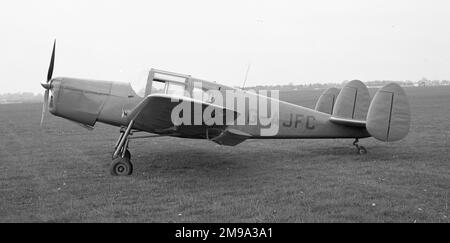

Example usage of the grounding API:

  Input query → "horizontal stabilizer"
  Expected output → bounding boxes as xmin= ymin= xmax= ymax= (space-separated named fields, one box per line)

xmin=315 ymin=87 xmax=340 ymax=114
xmin=329 ymin=116 xmax=366 ymax=127
xmin=366 ymin=83 xmax=410 ymax=142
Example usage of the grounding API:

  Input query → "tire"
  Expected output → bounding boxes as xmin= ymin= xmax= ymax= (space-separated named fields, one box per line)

xmin=110 ymin=157 xmax=133 ymax=176
xmin=123 ymin=149 xmax=131 ymax=160
xmin=358 ymin=146 xmax=367 ymax=155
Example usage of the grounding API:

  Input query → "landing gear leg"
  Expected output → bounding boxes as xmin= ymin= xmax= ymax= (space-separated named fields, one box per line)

xmin=353 ymin=138 xmax=367 ymax=154
xmin=110 ymin=120 xmax=134 ymax=176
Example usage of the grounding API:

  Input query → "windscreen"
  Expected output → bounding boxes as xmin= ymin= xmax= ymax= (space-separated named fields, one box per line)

xmin=130 ymin=69 xmax=149 ymax=97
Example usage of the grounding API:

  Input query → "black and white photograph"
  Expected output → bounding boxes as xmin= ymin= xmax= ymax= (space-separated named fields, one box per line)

xmin=0 ymin=0 xmax=449 ymax=229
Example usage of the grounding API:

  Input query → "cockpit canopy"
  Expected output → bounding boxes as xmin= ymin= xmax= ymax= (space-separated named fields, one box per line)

xmin=131 ymin=68 xmax=227 ymax=102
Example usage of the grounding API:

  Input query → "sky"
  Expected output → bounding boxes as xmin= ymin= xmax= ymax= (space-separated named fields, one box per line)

xmin=1 ymin=0 xmax=450 ymax=93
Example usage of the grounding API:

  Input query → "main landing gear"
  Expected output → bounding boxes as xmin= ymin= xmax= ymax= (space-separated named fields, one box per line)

xmin=110 ymin=120 xmax=135 ymax=176
xmin=353 ymin=138 xmax=367 ymax=154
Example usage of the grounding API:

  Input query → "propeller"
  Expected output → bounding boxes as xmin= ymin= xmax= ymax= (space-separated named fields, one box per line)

xmin=40 ymin=40 xmax=56 ymax=127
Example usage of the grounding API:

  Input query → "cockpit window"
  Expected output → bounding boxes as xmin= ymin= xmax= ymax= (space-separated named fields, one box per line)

xmin=151 ymin=81 xmax=166 ymax=94
xmin=130 ymin=69 xmax=151 ymax=97
xmin=167 ymin=82 xmax=185 ymax=96
xmin=192 ymin=87 xmax=213 ymax=103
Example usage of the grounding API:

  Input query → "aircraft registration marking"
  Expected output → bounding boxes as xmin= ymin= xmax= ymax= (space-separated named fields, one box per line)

xmin=282 ymin=113 xmax=315 ymax=129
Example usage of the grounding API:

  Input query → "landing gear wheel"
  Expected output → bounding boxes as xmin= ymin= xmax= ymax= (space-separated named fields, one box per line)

xmin=110 ymin=157 xmax=133 ymax=176
xmin=111 ymin=120 xmax=135 ymax=176
xmin=357 ymin=146 xmax=367 ymax=155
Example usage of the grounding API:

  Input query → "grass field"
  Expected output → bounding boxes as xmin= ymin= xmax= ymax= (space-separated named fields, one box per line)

xmin=0 ymin=86 xmax=449 ymax=222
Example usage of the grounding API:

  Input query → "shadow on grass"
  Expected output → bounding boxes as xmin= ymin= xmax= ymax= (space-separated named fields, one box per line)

xmin=134 ymin=148 xmax=249 ymax=180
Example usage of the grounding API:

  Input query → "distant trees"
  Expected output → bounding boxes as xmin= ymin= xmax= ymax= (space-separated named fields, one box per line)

xmin=1 ymin=77 xmax=449 ymax=104
xmin=246 ymin=78 xmax=450 ymax=91
xmin=0 ymin=92 xmax=43 ymax=104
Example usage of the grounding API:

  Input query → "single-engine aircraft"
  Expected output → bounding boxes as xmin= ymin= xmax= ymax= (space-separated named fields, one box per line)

xmin=40 ymin=41 xmax=410 ymax=176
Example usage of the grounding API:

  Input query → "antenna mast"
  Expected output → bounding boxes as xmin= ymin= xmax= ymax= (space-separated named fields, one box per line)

xmin=241 ymin=63 xmax=252 ymax=89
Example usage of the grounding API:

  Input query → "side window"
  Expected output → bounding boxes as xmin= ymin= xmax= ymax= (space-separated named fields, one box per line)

xmin=151 ymin=81 xmax=166 ymax=94
xmin=192 ymin=87 xmax=213 ymax=103
xmin=167 ymin=82 xmax=185 ymax=96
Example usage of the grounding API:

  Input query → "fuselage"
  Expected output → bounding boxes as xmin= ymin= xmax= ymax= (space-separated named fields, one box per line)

xmin=47 ymin=77 xmax=370 ymax=139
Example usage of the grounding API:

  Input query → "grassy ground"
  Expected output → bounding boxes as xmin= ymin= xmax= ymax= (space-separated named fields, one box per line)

xmin=0 ymin=86 xmax=449 ymax=222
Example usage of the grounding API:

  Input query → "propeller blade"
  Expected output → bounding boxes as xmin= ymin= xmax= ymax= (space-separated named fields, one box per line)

xmin=47 ymin=40 xmax=56 ymax=82
xmin=41 ymin=82 xmax=52 ymax=89
xmin=40 ymin=90 xmax=49 ymax=127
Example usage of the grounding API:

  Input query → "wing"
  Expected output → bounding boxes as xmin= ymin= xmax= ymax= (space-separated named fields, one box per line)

xmin=127 ymin=94 xmax=240 ymax=138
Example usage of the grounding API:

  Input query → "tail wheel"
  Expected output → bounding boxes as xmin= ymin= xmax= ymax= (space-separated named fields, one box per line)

xmin=357 ymin=146 xmax=367 ymax=155
xmin=353 ymin=138 xmax=367 ymax=155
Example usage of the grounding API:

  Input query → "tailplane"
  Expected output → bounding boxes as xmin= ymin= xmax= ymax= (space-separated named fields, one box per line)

xmin=327 ymin=81 xmax=410 ymax=142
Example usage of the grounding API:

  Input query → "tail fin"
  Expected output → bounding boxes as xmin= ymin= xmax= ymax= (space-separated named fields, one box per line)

xmin=332 ymin=80 xmax=370 ymax=120
xmin=315 ymin=87 xmax=340 ymax=114
xmin=366 ymin=83 xmax=410 ymax=142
